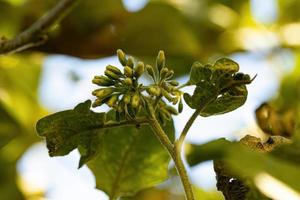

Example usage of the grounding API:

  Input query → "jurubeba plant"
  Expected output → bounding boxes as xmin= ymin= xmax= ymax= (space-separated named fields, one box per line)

xmin=36 ymin=49 xmax=254 ymax=200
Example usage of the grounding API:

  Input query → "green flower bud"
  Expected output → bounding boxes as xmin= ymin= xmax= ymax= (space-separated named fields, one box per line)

xmin=169 ymin=80 xmax=179 ymax=86
xmin=156 ymin=50 xmax=165 ymax=71
xmin=92 ymin=75 xmax=114 ymax=86
xmin=127 ymin=56 xmax=134 ymax=68
xmin=124 ymin=77 xmax=133 ymax=85
xmin=107 ymin=95 xmax=118 ymax=107
xmin=105 ymin=69 xmax=120 ymax=80
xmin=124 ymin=66 xmax=133 ymax=77
xmin=166 ymin=70 xmax=174 ymax=79
xmin=162 ymin=82 xmax=174 ymax=93
xmin=106 ymin=65 xmax=122 ymax=75
xmin=162 ymin=89 xmax=174 ymax=102
xmin=146 ymin=64 xmax=156 ymax=79
xmin=160 ymin=67 xmax=169 ymax=80
xmin=117 ymin=49 xmax=127 ymax=66
xmin=92 ymin=88 xmax=114 ymax=98
xmin=178 ymin=98 xmax=183 ymax=113
xmin=134 ymin=62 xmax=144 ymax=78
xmin=131 ymin=93 xmax=140 ymax=108
xmin=122 ymin=93 xmax=131 ymax=104
xmin=92 ymin=99 xmax=103 ymax=108
xmin=165 ymin=105 xmax=178 ymax=115
xmin=147 ymin=86 xmax=161 ymax=96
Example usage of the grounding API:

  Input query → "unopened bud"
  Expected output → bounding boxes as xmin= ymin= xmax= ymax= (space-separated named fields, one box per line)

xmin=147 ymin=86 xmax=161 ymax=96
xmin=92 ymin=88 xmax=114 ymax=98
xmin=165 ymin=106 xmax=178 ymax=115
xmin=146 ymin=64 xmax=156 ymax=79
xmin=127 ymin=56 xmax=134 ymax=68
xmin=106 ymin=65 xmax=122 ymax=75
xmin=107 ymin=95 xmax=118 ymax=107
xmin=160 ymin=68 xmax=169 ymax=79
xmin=92 ymin=75 xmax=114 ymax=86
xmin=124 ymin=77 xmax=133 ymax=85
xmin=117 ymin=49 xmax=127 ymax=66
xmin=134 ymin=62 xmax=144 ymax=78
xmin=124 ymin=66 xmax=133 ymax=77
xmin=169 ymin=80 xmax=179 ymax=86
xmin=156 ymin=50 xmax=165 ymax=71
xmin=122 ymin=93 xmax=131 ymax=104
xmin=131 ymin=93 xmax=140 ymax=108
xmin=178 ymin=98 xmax=183 ymax=113
xmin=105 ymin=69 xmax=120 ymax=80
xmin=92 ymin=99 xmax=103 ymax=108
xmin=166 ymin=70 xmax=174 ymax=79
xmin=162 ymin=89 xmax=174 ymax=102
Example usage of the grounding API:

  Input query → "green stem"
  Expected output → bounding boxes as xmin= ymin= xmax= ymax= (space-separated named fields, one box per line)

xmin=146 ymin=101 xmax=195 ymax=200
xmin=176 ymin=108 xmax=201 ymax=150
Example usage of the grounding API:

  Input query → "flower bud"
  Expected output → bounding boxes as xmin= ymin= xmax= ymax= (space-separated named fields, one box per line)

xmin=162 ymin=89 xmax=174 ymax=102
xmin=156 ymin=50 xmax=165 ymax=71
xmin=122 ymin=93 xmax=131 ymax=104
xmin=124 ymin=66 xmax=133 ymax=77
xmin=127 ymin=56 xmax=134 ymax=68
xmin=92 ymin=99 xmax=103 ymax=108
xmin=105 ymin=69 xmax=120 ymax=80
xmin=131 ymin=93 xmax=140 ymax=108
xmin=160 ymin=68 xmax=169 ymax=80
xmin=169 ymin=80 xmax=179 ymax=86
xmin=166 ymin=70 xmax=174 ymax=79
xmin=107 ymin=95 xmax=118 ymax=107
xmin=106 ymin=65 xmax=122 ymax=75
xmin=117 ymin=49 xmax=127 ymax=66
xmin=92 ymin=88 xmax=114 ymax=98
xmin=134 ymin=62 xmax=144 ymax=78
xmin=178 ymin=98 xmax=183 ymax=113
xmin=146 ymin=64 xmax=156 ymax=79
xmin=92 ymin=75 xmax=114 ymax=86
xmin=162 ymin=82 xmax=174 ymax=93
xmin=147 ymin=86 xmax=161 ymax=96
xmin=124 ymin=77 xmax=133 ymax=86
xmin=165 ymin=105 xmax=178 ymax=115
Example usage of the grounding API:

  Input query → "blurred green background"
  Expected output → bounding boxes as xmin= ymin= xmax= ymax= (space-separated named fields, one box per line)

xmin=1 ymin=0 xmax=300 ymax=199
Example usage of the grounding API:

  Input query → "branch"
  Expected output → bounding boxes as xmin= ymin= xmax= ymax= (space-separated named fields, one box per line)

xmin=0 ymin=0 xmax=79 ymax=55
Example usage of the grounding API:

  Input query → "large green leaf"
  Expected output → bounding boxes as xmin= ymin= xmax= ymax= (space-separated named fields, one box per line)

xmin=36 ymin=100 xmax=106 ymax=160
xmin=184 ymin=58 xmax=251 ymax=117
xmin=85 ymin=112 xmax=175 ymax=199
xmin=37 ymin=101 xmax=175 ymax=198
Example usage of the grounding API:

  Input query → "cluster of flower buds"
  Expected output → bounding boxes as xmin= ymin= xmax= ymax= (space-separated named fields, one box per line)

xmin=145 ymin=50 xmax=183 ymax=114
xmin=91 ymin=49 xmax=146 ymax=119
xmin=91 ymin=49 xmax=183 ymax=121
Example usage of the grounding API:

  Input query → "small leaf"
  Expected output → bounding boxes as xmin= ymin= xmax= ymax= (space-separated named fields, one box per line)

xmin=214 ymin=58 xmax=239 ymax=73
xmin=184 ymin=58 xmax=252 ymax=116
xmin=188 ymin=62 xmax=212 ymax=85
xmin=200 ymin=85 xmax=248 ymax=117
xmin=36 ymin=100 xmax=106 ymax=158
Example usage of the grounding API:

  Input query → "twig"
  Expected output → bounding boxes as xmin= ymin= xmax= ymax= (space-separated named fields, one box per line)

xmin=0 ymin=0 xmax=79 ymax=55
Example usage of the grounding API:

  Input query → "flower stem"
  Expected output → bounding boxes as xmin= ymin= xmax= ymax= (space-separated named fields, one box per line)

xmin=147 ymin=101 xmax=195 ymax=200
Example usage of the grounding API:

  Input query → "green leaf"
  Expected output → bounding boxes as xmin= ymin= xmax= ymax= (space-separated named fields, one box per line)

xmin=184 ymin=58 xmax=251 ymax=117
xmin=84 ymin=111 xmax=175 ymax=199
xmin=200 ymin=85 xmax=248 ymax=117
xmin=36 ymin=100 xmax=106 ymax=158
